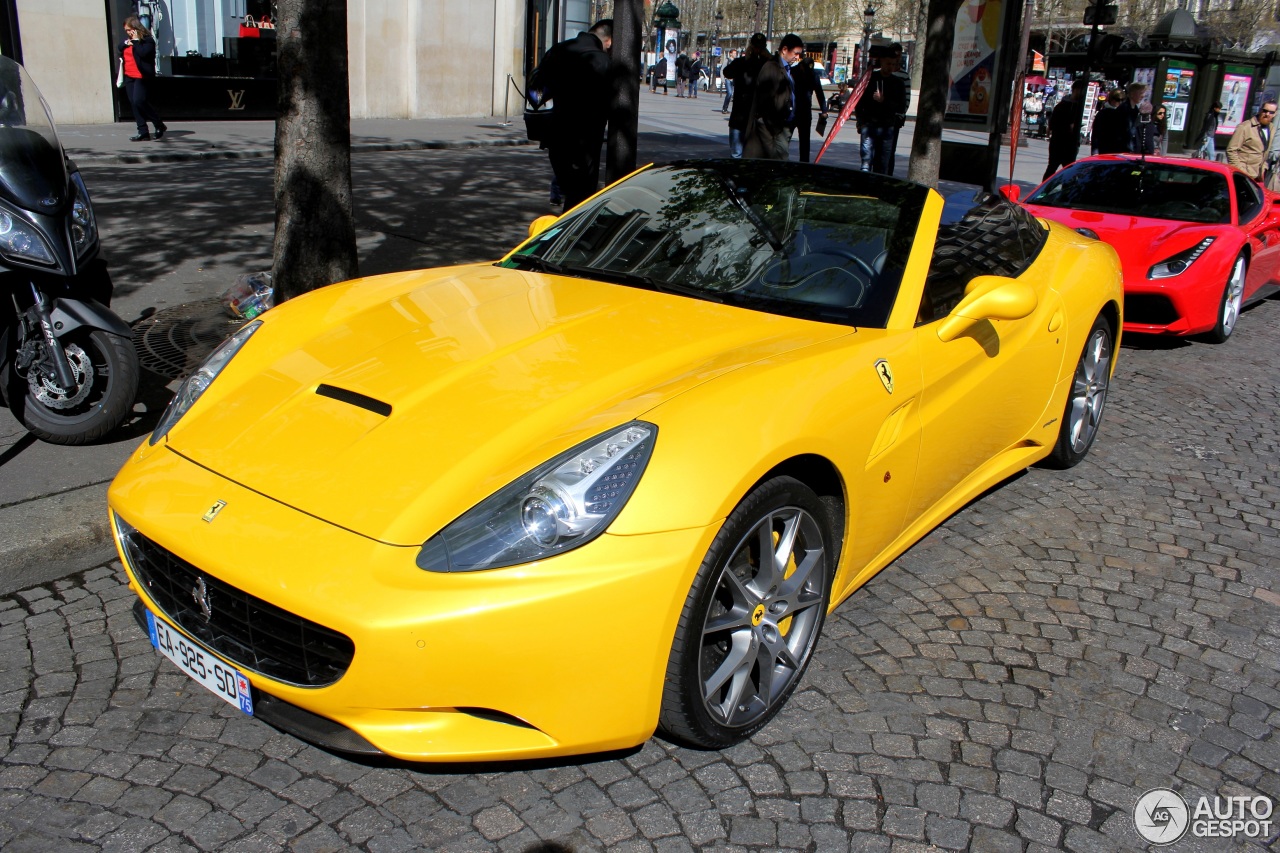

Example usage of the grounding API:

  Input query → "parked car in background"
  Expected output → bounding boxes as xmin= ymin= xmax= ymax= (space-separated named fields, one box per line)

xmin=1005 ymin=154 xmax=1280 ymax=342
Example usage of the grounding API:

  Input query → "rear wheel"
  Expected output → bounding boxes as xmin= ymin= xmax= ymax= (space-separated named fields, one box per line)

xmin=1204 ymin=254 xmax=1245 ymax=344
xmin=659 ymin=476 xmax=834 ymax=749
xmin=1044 ymin=313 xmax=1112 ymax=470
xmin=12 ymin=329 xmax=138 ymax=445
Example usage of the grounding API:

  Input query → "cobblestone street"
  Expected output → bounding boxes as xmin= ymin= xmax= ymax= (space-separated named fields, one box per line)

xmin=2 ymin=300 xmax=1278 ymax=850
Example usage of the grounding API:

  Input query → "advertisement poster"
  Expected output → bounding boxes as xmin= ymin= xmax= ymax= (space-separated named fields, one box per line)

xmin=1219 ymin=71 xmax=1253 ymax=135
xmin=945 ymin=0 xmax=1009 ymax=129
xmin=1164 ymin=65 xmax=1195 ymax=101
xmin=1168 ymin=102 xmax=1188 ymax=132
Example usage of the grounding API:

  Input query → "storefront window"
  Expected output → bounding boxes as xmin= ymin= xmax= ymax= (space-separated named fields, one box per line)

xmin=108 ymin=0 xmax=276 ymax=81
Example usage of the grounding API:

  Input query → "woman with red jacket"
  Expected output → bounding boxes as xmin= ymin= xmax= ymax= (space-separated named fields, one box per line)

xmin=120 ymin=15 xmax=166 ymax=141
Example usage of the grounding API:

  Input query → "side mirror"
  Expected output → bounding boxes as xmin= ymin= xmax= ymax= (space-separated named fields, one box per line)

xmin=528 ymin=215 xmax=559 ymax=239
xmin=998 ymin=184 xmax=1022 ymax=203
xmin=937 ymin=275 xmax=1038 ymax=342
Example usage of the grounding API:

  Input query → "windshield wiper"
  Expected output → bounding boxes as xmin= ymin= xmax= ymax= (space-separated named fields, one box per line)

xmin=572 ymin=265 xmax=726 ymax=304
xmin=506 ymin=254 xmax=565 ymax=275
xmin=706 ymin=169 xmax=784 ymax=251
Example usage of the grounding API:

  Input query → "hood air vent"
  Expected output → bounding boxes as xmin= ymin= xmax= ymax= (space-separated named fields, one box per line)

xmin=315 ymin=384 xmax=392 ymax=417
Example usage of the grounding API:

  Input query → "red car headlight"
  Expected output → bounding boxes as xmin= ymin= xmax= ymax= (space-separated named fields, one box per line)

xmin=1147 ymin=237 xmax=1215 ymax=279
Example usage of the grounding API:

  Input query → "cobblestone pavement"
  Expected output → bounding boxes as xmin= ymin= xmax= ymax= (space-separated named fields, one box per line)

xmin=2 ymin=294 xmax=1279 ymax=851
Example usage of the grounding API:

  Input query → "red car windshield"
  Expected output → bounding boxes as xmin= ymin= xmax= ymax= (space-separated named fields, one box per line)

xmin=1027 ymin=161 xmax=1231 ymax=225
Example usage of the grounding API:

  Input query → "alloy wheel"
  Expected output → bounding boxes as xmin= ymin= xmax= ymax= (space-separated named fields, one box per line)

xmin=698 ymin=506 xmax=827 ymax=729
xmin=1066 ymin=325 xmax=1111 ymax=454
xmin=1221 ymin=256 xmax=1245 ymax=338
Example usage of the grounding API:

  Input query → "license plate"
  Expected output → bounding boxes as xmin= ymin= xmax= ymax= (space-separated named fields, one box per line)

xmin=145 ymin=608 xmax=254 ymax=715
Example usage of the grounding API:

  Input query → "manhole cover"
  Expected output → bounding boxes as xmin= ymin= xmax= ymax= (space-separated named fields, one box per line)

xmin=133 ymin=298 xmax=243 ymax=380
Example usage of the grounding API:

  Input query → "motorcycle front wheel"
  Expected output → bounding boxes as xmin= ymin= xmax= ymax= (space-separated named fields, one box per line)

xmin=11 ymin=328 xmax=139 ymax=445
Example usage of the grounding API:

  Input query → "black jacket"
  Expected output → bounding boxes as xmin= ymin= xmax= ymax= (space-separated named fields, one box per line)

xmin=1091 ymin=106 xmax=1128 ymax=154
xmin=1198 ymin=109 xmax=1220 ymax=144
xmin=723 ymin=54 xmax=765 ymax=131
xmin=121 ymin=35 xmax=157 ymax=78
xmin=531 ymin=32 xmax=610 ymax=136
xmin=1047 ymin=98 xmax=1083 ymax=152
xmin=790 ymin=58 xmax=826 ymax=125
xmin=854 ymin=70 xmax=907 ymax=128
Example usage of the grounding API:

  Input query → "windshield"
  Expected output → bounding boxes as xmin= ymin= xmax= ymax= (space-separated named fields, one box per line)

xmin=1027 ymin=160 xmax=1230 ymax=224
xmin=0 ymin=55 xmax=67 ymax=211
xmin=498 ymin=161 xmax=929 ymax=328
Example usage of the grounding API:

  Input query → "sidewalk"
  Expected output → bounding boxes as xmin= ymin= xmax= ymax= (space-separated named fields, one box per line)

xmin=1 ymin=97 xmax=1057 ymax=593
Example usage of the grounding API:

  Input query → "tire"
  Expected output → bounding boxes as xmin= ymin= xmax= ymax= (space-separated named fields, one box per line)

xmin=1043 ymin=313 xmax=1112 ymax=470
xmin=659 ymin=476 xmax=834 ymax=749
xmin=1204 ymin=254 xmax=1246 ymax=344
xmin=12 ymin=328 xmax=139 ymax=445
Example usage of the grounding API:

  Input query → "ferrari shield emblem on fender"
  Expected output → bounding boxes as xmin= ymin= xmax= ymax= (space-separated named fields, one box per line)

xmin=202 ymin=500 xmax=227 ymax=523
xmin=874 ymin=359 xmax=894 ymax=394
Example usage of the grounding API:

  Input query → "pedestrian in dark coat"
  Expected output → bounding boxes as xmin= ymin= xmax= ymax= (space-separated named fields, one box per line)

xmin=1090 ymin=89 xmax=1128 ymax=154
xmin=722 ymin=34 xmax=767 ymax=158
xmin=532 ymin=20 xmax=612 ymax=210
xmin=790 ymin=55 xmax=828 ymax=163
xmin=744 ymin=33 xmax=806 ymax=160
xmin=1043 ymin=80 xmax=1087 ymax=180
xmin=854 ymin=51 xmax=908 ymax=174
xmin=119 ymin=15 xmax=166 ymax=141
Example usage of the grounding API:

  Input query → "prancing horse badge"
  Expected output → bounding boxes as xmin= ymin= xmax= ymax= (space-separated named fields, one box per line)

xmin=202 ymin=500 xmax=227 ymax=523
xmin=874 ymin=359 xmax=894 ymax=394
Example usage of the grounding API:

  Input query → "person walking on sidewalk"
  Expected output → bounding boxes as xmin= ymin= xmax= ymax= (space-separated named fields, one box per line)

xmin=532 ymin=19 xmax=612 ymax=210
xmin=1195 ymin=102 xmax=1223 ymax=161
xmin=854 ymin=50 xmax=907 ymax=174
xmin=119 ymin=15 xmax=167 ymax=141
xmin=720 ymin=49 xmax=738 ymax=113
xmin=723 ymin=34 xmax=767 ymax=158
xmin=790 ymin=52 xmax=828 ymax=163
xmin=1227 ymin=99 xmax=1277 ymax=182
xmin=1043 ymin=79 xmax=1087 ymax=181
xmin=744 ymin=33 xmax=805 ymax=160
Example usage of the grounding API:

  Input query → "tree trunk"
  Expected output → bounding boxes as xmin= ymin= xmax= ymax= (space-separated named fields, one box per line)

xmin=272 ymin=0 xmax=358 ymax=302
xmin=906 ymin=0 xmax=964 ymax=188
xmin=607 ymin=0 xmax=644 ymax=182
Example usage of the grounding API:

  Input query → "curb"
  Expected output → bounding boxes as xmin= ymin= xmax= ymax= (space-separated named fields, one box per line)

xmin=0 ymin=484 xmax=119 ymax=595
xmin=66 ymin=135 xmax=536 ymax=166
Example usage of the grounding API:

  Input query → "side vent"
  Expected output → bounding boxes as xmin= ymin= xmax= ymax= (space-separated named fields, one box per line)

xmin=315 ymin=384 xmax=392 ymax=417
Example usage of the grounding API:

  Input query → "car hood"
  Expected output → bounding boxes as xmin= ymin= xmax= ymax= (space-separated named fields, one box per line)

xmin=1023 ymin=205 xmax=1226 ymax=284
xmin=169 ymin=263 xmax=850 ymax=545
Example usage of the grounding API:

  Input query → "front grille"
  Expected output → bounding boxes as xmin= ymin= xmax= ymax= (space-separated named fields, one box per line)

xmin=1124 ymin=293 xmax=1180 ymax=326
xmin=120 ymin=524 xmax=355 ymax=687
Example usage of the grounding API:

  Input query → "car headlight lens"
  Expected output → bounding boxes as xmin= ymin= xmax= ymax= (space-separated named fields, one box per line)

xmin=70 ymin=172 xmax=98 ymax=258
xmin=417 ymin=422 xmax=657 ymax=572
xmin=1148 ymin=237 xmax=1214 ymax=279
xmin=0 ymin=206 xmax=55 ymax=266
xmin=149 ymin=320 xmax=262 ymax=445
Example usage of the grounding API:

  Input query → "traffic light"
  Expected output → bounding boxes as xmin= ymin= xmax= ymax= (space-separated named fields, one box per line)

xmin=1087 ymin=33 xmax=1123 ymax=64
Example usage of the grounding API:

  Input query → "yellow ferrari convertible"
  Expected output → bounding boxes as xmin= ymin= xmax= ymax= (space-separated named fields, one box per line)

xmin=108 ymin=161 xmax=1122 ymax=762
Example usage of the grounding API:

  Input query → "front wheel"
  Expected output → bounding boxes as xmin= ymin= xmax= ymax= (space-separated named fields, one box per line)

xmin=12 ymin=328 xmax=139 ymax=445
xmin=1204 ymin=254 xmax=1246 ymax=344
xmin=1043 ymin=313 xmax=1112 ymax=470
xmin=659 ymin=476 xmax=834 ymax=749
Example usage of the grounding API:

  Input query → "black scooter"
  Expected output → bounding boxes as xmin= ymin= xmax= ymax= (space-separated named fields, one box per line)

xmin=0 ymin=56 xmax=137 ymax=444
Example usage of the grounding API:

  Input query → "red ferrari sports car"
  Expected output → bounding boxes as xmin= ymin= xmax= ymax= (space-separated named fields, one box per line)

xmin=1002 ymin=155 xmax=1280 ymax=342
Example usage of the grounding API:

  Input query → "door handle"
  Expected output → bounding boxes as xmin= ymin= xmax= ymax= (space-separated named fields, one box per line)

xmin=1047 ymin=309 xmax=1063 ymax=333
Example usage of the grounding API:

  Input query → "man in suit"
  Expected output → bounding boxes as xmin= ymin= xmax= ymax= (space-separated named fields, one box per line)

xmin=744 ymin=33 xmax=805 ymax=160
xmin=1227 ymin=99 xmax=1277 ymax=182
xmin=790 ymin=52 xmax=829 ymax=162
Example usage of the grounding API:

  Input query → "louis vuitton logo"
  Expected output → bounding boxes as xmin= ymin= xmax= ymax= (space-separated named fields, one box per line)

xmin=227 ymin=89 xmax=246 ymax=110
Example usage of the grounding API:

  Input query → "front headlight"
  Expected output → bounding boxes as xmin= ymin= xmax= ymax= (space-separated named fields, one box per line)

xmin=1148 ymin=237 xmax=1214 ymax=279
xmin=0 ymin=206 xmax=55 ymax=266
xmin=149 ymin=320 xmax=262 ymax=445
xmin=417 ymin=422 xmax=657 ymax=572
xmin=70 ymin=172 xmax=98 ymax=259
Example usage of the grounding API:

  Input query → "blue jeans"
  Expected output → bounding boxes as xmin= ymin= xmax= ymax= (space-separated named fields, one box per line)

xmin=729 ymin=128 xmax=744 ymax=158
xmin=721 ymin=81 xmax=733 ymax=111
xmin=860 ymin=125 xmax=895 ymax=174
xmin=1197 ymin=136 xmax=1216 ymax=160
